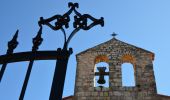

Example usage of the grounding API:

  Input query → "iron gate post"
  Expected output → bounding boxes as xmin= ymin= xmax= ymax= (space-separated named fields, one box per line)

xmin=50 ymin=48 xmax=72 ymax=100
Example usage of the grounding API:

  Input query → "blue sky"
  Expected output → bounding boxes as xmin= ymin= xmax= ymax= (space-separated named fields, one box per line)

xmin=0 ymin=0 xmax=170 ymax=100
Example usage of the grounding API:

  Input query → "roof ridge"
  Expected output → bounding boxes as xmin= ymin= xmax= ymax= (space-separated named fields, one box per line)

xmin=76 ymin=38 xmax=154 ymax=57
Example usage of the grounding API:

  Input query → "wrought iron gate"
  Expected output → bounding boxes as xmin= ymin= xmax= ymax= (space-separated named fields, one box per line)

xmin=0 ymin=2 xmax=104 ymax=100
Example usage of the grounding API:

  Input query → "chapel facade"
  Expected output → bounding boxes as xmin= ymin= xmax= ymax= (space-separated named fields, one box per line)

xmin=64 ymin=37 xmax=170 ymax=100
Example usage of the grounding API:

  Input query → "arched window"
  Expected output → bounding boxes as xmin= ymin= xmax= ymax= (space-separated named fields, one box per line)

xmin=94 ymin=62 xmax=109 ymax=88
xmin=122 ymin=63 xmax=135 ymax=86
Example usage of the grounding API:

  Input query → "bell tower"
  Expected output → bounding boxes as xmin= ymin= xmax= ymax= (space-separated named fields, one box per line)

xmin=74 ymin=37 xmax=160 ymax=100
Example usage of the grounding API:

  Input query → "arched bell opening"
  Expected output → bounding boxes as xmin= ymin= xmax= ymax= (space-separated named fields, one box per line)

xmin=94 ymin=55 xmax=109 ymax=90
xmin=122 ymin=63 xmax=135 ymax=86
xmin=120 ymin=54 xmax=136 ymax=87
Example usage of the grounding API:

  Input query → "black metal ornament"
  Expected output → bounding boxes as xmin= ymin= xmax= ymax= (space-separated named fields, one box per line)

xmin=38 ymin=2 xmax=104 ymax=50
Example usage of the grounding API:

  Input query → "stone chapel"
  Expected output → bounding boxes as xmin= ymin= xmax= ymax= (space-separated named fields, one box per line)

xmin=63 ymin=37 xmax=170 ymax=100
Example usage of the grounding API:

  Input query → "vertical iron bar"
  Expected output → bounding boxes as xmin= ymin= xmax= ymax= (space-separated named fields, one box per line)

xmin=19 ymin=26 xmax=43 ymax=100
xmin=0 ymin=63 xmax=7 ymax=82
xmin=49 ymin=48 xmax=72 ymax=100
xmin=19 ymin=60 xmax=34 ymax=100
xmin=0 ymin=30 xmax=19 ymax=82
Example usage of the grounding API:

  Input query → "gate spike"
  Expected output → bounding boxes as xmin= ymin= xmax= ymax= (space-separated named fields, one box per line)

xmin=32 ymin=26 xmax=43 ymax=51
xmin=35 ymin=26 xmax=42 ymax=38
xmin=9 ymin=30 xmax=19 ymax=44
xmin=7 ymin=30 xmax=19 ymax=54
xmin=13 ymin=30 xmax=19 ymax=40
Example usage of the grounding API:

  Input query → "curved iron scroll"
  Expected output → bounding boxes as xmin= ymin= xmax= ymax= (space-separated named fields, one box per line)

xmin=38 ymin=2 xmax=104 ymax=50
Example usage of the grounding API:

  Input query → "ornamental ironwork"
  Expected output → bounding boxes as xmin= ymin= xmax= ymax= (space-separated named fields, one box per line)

xmin=0 ymin=2 xmax=104 ymax=100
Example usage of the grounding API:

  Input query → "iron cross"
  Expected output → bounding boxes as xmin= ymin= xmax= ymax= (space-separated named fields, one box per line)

xmin=111 ymin=32 xmax=118 ymax=38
